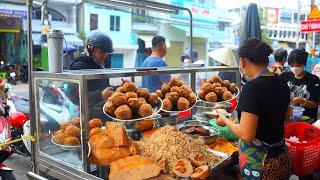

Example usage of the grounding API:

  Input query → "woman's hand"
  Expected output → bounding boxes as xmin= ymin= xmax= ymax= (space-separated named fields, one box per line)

xmin=216 ymin=114 xmax=228 ymax=127
xmin=291 ymin=97 xmax=304 ymax=106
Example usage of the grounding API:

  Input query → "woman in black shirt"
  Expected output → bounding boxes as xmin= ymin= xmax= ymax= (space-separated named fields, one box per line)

xmin=217 ymin=38 xmax=291 ymax=180
xmin=280 ymin=49 xmax=320 ymax=121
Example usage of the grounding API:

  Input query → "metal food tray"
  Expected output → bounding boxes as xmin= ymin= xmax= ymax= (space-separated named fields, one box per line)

xmin=161 ymin=93 xmax=198 ymax=114
xmin=103 ymin=97 xmax=163 ymax=122
xmin=196 ymin=86 xmax=240 ymax=105
xmin=51 ymin=137 xmax=81 ymax=150
xmin=208 ymin=149 xmax=231 ymax=170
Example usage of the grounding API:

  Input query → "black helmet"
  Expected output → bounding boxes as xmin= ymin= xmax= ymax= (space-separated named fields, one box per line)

xmin=87 ymin=30 xmax=114 ymax=53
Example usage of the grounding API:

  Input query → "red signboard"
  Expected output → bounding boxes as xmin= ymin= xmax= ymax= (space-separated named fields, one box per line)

xmin=300 ymin=20 xmax=320 ymax=32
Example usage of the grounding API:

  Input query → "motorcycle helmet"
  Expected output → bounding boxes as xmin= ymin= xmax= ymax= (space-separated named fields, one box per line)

xmin=8 ymin=112 xmax=28 ymax=129
xmin=87 ymin=30 xmax=114 ymax=53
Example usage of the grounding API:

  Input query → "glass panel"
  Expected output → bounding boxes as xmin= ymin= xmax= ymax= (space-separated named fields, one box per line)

xmin=36 ymin=78 xmax=82 ymax=169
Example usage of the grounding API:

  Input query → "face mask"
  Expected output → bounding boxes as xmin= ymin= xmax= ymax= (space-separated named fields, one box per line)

xmin=290 ymin=67 xmax=304 ymax=76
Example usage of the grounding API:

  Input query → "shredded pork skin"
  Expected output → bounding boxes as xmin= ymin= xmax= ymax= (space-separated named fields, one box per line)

xmin=137 ymin=125 xmax=218 ymax=173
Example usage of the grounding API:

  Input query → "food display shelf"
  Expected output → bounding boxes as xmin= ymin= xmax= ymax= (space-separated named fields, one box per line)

xmin=32 ymin=67 xmax=240 ymax=179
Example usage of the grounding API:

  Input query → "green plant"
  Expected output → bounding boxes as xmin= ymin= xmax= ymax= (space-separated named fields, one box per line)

xmin=78 ymin=31 xmax=87 ymax=44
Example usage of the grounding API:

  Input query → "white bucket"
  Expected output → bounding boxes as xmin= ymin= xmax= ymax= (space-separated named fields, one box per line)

xmin=47 ymin=30 xmax=64 ymax=73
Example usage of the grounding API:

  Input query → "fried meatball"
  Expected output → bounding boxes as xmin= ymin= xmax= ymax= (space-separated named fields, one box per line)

xmin=188 ymin=93 xmax=197 ymax=105
xmin=148 ymin=93 xmax=159 ymax=106
xmin=161 ymin=83 xmax=171 ymax=95
xmin=221 ymin=80 xmax=231 ymax=89
xmin=127 ymin=98 xmax=142 ymax=113
xmin=198 ymin=90 xmax=207 ymax=100
xmin=209 ymin=76 xmax=222 ymax=84
xmin=89 ymin=127 xmax=102 ymax=138
xmin=222 ymin=91 xmax=233 ymax=101
xmin=178 ymin=85 xmax=192 ymax=98
xmin=104 ymin=101 xmax=116 ymax=116
xmin=214 ymin=87 xmax=224 ymax=97
xmin=205 ymin=92 xmax=218 ymax=102
xmin=89 ymin=118 xmax=102 ymax=130
xmin=55 ymin=130 xmax=64 ymax=136
xmin=169 ymin=77 xmax=181 ymax=87
xmin=65 ymin=125 xmax=80 ymax=138
xmin=114 ymin=105 xmax=132 ymax=120
xmin=116 ymin=86 xmax=125 ymax=93
xmin=101 ymin=88 xmax=114 ymax=100
xmin=177 ymin=97 xmax=190 ymax=111
xmin=212 ymin=83 xmax=222 ymax=88
xmin=138 ymin=97 xmax=147 ymax=104
xmin=111 ymin=92 xmax=127 ymax=107
xmin=125 ymin=92 xmax=138 ymax=100
xmin=71 ymin=118 xmax=80 ymax=128
xmin=60 ymin=122 xmax=70 ymax=131
xmin=138 ymin=103 xmax=153 ymax=117
xmin=202 ymin=83 xmax=215 ymax=94
xmin=162 ymin=98 xmax=173 ymax=111
xmin=123 ymin=82 xmax=137 ymax=93
xmin=170 ymin=86 xmax=179 ymax=93
xmin=229 ymin=83 xmax=238 ymax=93
xmin=156 ymin=90 xmax=164 ymax=99
xmin=63 ymin=137 xmax=80 ymax=146
xmin=137 ymin=88 xmax=150 ymax=99
xmin=221 ymin=87 xmax=229 ymax=95
xmin=53 ymin=132 xmax=65 ymax=144
xmin=165 ymin=92 xmax=179 ymax=104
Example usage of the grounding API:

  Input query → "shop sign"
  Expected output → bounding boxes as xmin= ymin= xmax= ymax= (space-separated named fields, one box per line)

xmin=0 ymin=16 xmax=22 ymax=30
xmin=190 ymin=6 xmax=210 ymax=15
xmin=0 ymin=9 xmax=27 ymax=19
xmin=308 ymin=5 xmax=320 ymax=19
xmin=279 ymin=10 xmax=292 ymax=23
xmin=265 ymin=8 xmax=279 ymax=24
xmin=300 ymin=20 xmax=320 ymax=32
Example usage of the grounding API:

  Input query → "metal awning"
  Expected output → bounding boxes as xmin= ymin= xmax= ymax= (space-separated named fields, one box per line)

xmin=171 ymin=24 xmax=214 ymax=39
xmin=32 ymin=33 xmax=83 ymax=47
xmin=138 ymin=34 xmax=171 ymax=48
xmin=171 ymin=24 xmax=229 ymax=41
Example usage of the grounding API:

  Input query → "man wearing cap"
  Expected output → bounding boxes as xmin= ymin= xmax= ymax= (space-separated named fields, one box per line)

xmin=68 ymin=30 xmax=114 ymax=119
xmin=69 ymin=30 xmax=114 ymax=70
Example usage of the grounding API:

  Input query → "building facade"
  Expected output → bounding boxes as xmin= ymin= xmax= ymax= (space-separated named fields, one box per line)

xmin=77 ymin=2 xmax=138 ymax=68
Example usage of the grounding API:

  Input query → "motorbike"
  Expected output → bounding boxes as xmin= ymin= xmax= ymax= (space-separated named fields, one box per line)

xmin=6 ymin=64 xmax=17 ymax=85
xmin=0 ymin=97 xmax=15 ymax=180
xmin=7 ymin=82 xmax=76 ymax=155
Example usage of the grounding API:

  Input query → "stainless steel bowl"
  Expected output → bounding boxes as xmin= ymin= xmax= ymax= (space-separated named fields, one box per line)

xmin=178 ymin=125 xmax=220 ymax=144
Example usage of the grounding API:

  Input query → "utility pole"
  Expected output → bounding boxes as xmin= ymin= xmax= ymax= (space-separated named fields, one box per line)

xmin=296 ymin=0 xmax=301 ymax=48
xmin=311 ymin=0 xmax=316 ymax=50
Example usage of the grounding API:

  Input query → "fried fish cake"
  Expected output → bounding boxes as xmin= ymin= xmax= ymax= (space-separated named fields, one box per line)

xmin=65 ymin=125 xmax=81 ymax=138
xmin=148 ymin=93 xmax=159 ymax=106
xmin=89 ymin=118 xmax=102 ymax=130
xmin=63 ymin=137 xmax=80 ymax=146
xmin=177 ymin=97 xmax=190 ymax=111
xmin=123 ymin=82 xmax=137 ymax=93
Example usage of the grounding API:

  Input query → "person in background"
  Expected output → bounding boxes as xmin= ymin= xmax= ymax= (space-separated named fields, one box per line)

xmin=192 ymin=59 xmax=207 ymax=91
xmin=280 ymin=49 xmax=320 ymax=121
xmin=312 ymin=62 xmax=320 ymax=78
xmin=269 ymin=48 xmax=289 ymax=75
xmin=141 ymin=36 xmax=171 ymax=92
xmin=217 ymin=38 xmax=291 ymax=180
xmin=68 ymin=30 xmax=114 ymax=119
xmin=180 ymin=49 xmax=206 ymax=90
